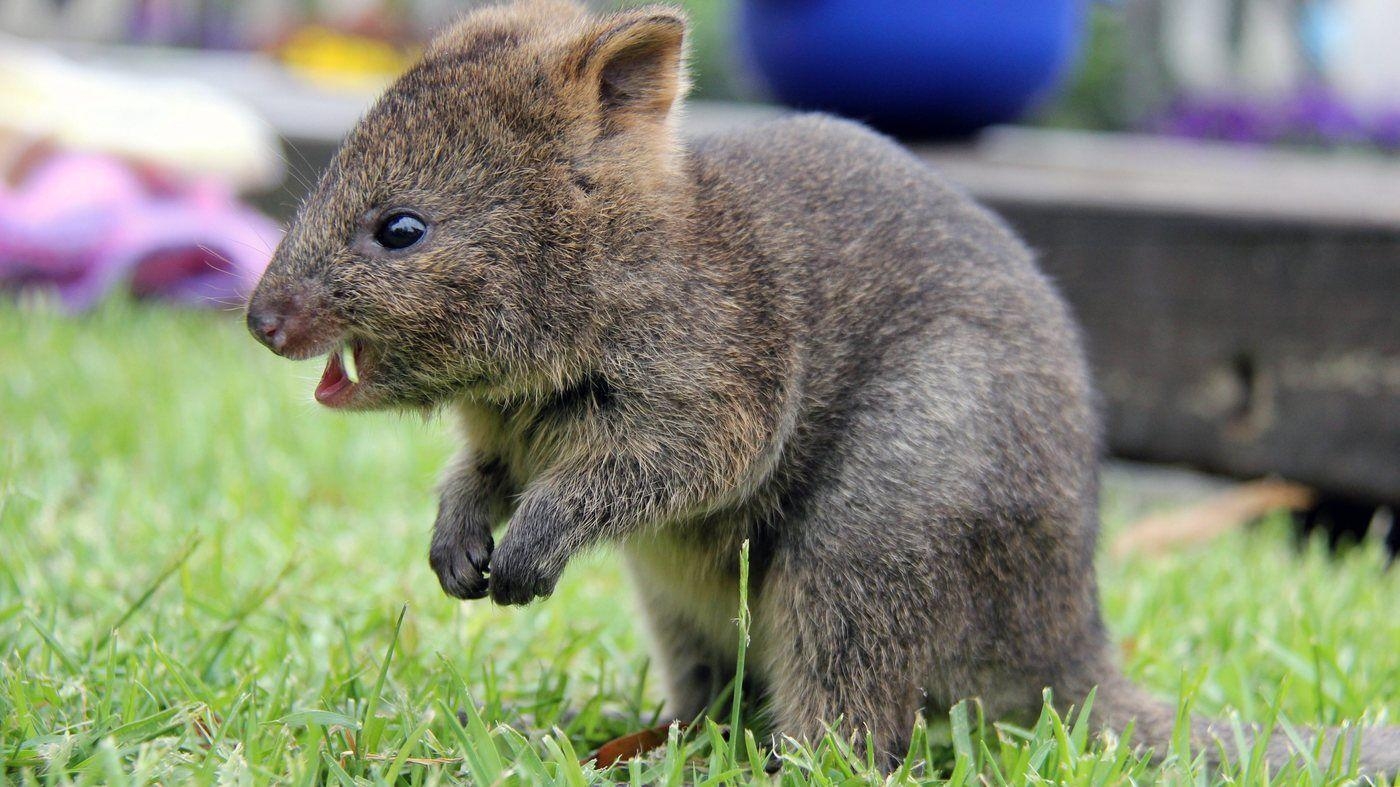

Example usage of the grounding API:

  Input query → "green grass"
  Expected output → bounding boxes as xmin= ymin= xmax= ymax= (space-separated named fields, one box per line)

xmin=1 ymin=299 xmax=1396 ymax=785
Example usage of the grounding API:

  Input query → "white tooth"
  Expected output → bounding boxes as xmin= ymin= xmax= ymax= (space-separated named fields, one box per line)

xmin=341 ymin=342 xmax=359 ymax=384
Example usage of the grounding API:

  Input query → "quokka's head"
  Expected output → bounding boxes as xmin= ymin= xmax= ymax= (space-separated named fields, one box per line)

xmin=247 ymin=0 xmax=688 ymax=410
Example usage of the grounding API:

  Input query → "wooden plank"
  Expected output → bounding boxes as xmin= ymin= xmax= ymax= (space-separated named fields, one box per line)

xmin=917 ymin=128 xmax=1400 ymax=231
xmin=992 ymin=202 xmax=1400 ymax=504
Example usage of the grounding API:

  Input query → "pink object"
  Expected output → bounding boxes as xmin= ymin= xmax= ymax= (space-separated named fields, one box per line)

xmin=0 ymin=152 xmax=281 ymax=310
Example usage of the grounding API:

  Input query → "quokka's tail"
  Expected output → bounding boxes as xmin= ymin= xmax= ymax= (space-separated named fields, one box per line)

xmin=1090 ymin=668 xmax=1400 ymax=777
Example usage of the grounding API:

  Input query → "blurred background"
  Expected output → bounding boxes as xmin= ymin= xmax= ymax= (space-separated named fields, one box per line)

xmin=3 ymin=0 xmax=1398 ymax=552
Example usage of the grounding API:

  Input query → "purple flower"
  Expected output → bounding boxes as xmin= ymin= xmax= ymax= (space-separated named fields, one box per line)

xmin=1152 ymin=85 xmax=1391 ymax=151
xmin=1155 ymin=95 xmax=1277 ymax=145
xmin=1279 ymin=84 xmax=1364 ymax=146
xmin=1369 ymin=108 xmax=1400 ymax=152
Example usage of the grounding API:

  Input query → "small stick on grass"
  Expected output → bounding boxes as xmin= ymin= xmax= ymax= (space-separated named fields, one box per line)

xmin=1110 ymin=480 xmax=1315 ymax=559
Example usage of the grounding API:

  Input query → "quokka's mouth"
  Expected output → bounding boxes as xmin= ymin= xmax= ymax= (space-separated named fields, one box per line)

xmin=315 ymin=340 xmax=367 ymax=408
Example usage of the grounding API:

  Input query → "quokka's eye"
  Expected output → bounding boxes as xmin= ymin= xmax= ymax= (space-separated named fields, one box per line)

xmin=374 ymin=212 xmax=427 ymax=250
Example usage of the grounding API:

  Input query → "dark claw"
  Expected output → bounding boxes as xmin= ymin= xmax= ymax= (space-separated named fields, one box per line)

xmin=429 ymin=532 xmax=493 ymax=601
xmin=431 ymin=552 xmax=487 ymax=599
xmin=450 ymin=564 xmax=490 ymax=600
xmin=466 ymin=533 xmax=494 ymax=573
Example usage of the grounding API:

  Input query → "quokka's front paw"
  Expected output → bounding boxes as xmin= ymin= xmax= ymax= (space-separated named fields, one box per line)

xmin=428 ymin=521 xmax=494 ymax=601
xmin=486 ymin=528 xmax=564 ymax=606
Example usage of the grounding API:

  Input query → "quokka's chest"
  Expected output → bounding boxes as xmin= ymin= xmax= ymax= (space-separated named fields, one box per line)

xmin=458 ymin=396 xmax=596 ymax=484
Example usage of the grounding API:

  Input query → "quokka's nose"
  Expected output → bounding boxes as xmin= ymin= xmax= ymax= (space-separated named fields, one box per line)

xmin=247 ymin=308 xmax=286 ymax=351
xmin=246 ymin=282 xmax=331 ymax=357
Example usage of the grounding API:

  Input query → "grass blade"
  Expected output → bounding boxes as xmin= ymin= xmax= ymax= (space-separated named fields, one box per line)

xmin=728 ymin=539 xmax=750 ymax=763
xmin=360 ymin=603 xmax=408 ymax=759
xmin=92 ymin=536 xmax=200 ymax=652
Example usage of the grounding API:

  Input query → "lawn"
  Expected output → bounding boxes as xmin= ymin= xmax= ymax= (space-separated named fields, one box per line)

xmin=1 ymin=300 xmax=1396 ymax=785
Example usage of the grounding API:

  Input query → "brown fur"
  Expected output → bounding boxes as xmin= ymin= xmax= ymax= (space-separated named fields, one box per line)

xmin=246 ymin=0 xmax=1399 ymax=774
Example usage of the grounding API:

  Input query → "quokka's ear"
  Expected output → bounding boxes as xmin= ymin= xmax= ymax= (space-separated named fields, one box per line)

xmin=569 ymin=7 xmax=688 ymax=133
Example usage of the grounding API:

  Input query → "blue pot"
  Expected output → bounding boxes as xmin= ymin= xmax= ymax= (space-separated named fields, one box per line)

xmin=737 ymin=0 xmax=1085 ymax=137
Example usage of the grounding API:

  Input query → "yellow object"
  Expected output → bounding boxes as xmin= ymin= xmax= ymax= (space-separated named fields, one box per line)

xmin=278 ymin=27 xmax=416 ymax=93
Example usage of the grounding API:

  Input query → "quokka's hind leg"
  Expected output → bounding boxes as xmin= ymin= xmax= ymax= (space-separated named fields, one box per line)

xmin=753 ymin=539 xmax=936 ymax=767
xmin=631 ymin=593 xmax=736 ymax=723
